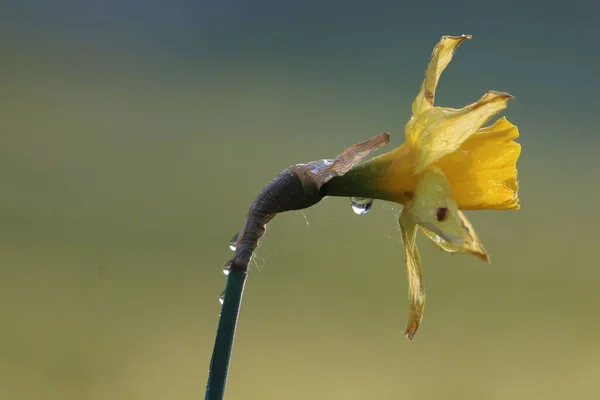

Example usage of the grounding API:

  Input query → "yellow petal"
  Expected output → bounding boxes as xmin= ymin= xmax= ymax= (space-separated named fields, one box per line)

xmin=435 ymin=117 xmax=521 ymax=210
xmin=405 ymin=166 xmax=489 ymax=261
xmin=420 ymin=226 xmax=460 ymax=253
xmin=420 ymin=213 xmax=489 ymax=262
xmin=407 ymin=91 xmax=514 ymax=174
xmin=411 ymin=34 xmax=471 ymax=117
xmin=399 ymin=211 xmax=425 ymax=341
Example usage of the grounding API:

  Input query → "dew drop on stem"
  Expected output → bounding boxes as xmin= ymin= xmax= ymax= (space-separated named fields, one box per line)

xmin=229 ymin=233 xmax=239 ymax=251
xmin=350 ymin=197 xmax=374 ymax=215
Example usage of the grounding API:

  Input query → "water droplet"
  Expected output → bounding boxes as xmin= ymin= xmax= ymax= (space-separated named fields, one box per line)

xmin=223 ymin=260 xmax=232 ymax=276
xmin=229 ymin=233 xmax=238 ymax=251
xmin=219 ymin=290 xmax=225 ymax=305
xmin=350 ymin=197 xmax=373 ymax=215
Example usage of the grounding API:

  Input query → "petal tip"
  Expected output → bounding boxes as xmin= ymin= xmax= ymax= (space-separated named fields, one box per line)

xmin=477 ymin=251 xmax=491 ymax=264
xmin=488 ymin=90 xmax=515 ymax=100
xmin=442 ymin=34 xmax=472 ymax=42
xmin=470 ymin=243 xmax=490 ymax=263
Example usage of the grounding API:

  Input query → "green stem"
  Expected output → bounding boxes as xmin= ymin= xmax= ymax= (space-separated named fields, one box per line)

xmin=205 ymin=269 xmax=247 ymax=400
xmin=321 ymin=162 xmax=394 ymax=201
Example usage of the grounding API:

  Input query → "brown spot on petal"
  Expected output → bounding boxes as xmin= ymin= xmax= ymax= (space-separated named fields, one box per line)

xmin=424 ymin=89 xmax=434 ymax=104
xmin=436 ymin=207 xmax=448 ymax=221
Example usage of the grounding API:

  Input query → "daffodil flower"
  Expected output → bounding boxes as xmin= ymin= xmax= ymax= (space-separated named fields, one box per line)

xmin=322 ymin=35 xmax=521 ymax=340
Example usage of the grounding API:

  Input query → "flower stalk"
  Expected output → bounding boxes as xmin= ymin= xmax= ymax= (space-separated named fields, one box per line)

xmin=205 ymin=268 xmax=247 ymax=400
xmin=205 ymin=133 xmax=389 ymax=400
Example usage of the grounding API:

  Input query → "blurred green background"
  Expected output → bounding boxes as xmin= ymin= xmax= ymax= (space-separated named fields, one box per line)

xmin=1 ymin=1 xmax=599 ymax=399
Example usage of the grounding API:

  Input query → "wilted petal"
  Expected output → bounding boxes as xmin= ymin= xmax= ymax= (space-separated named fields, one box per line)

xmin=292 ymin=132 xmax=390 ymax=190
xmin=325 ymin=132 xmax=390 ymax=177
xmin=407 ymin=91 xmax=514 ymax=174
xmin=399 ymin=211 xmax=425 ymax=341
xmin=405 ymin=166 xmax=489 ymax=261
xmin=420 ymin=226 xmax=460 ymax=253
xmin=412 ymin=34 xmax=471 ymax=117
xmin=420 ymin=213 xmax=489 ymax=262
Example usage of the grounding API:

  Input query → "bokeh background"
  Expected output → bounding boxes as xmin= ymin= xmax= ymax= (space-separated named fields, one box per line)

xmin=1 ymin=1 xmax=600 ymax=399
